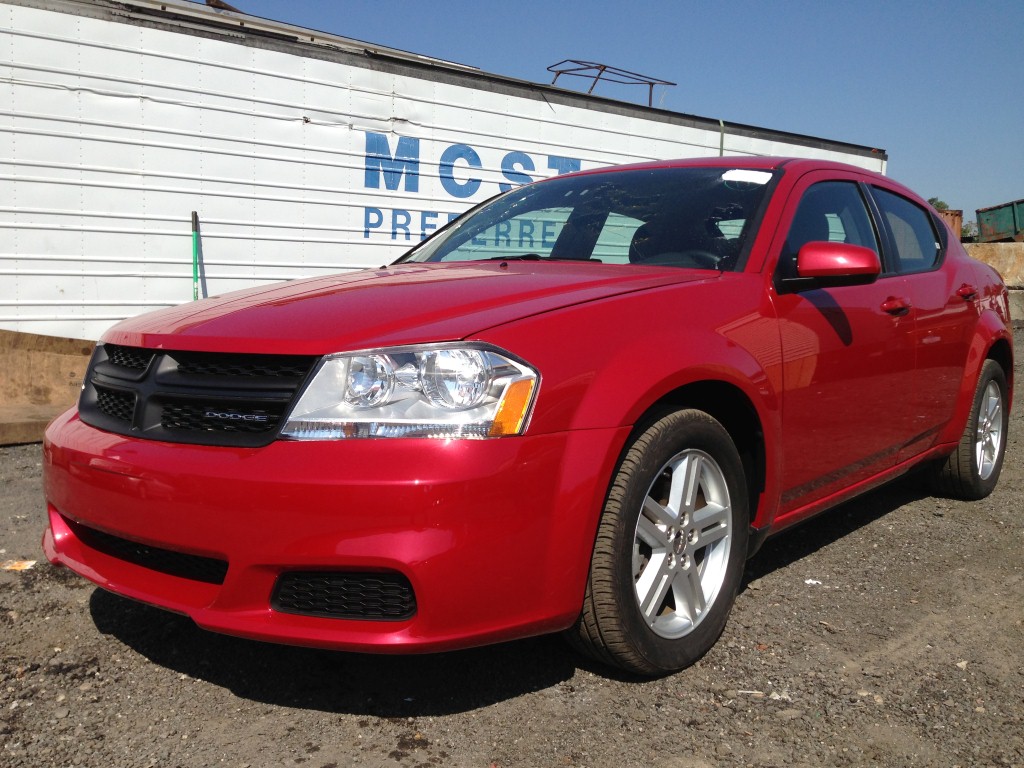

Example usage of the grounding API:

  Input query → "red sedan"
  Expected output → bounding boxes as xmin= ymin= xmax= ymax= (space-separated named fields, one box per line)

xmin=43 ymin=157 xmax=1013 ymax=675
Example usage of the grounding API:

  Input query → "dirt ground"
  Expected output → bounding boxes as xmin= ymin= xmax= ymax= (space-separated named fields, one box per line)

xmin=2 ymin=331 xmax=1022 ymax=768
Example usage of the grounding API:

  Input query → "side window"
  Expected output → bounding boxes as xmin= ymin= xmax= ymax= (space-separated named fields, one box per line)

xmin=779 ymin=181 xmax=879 ymax=279
xmin=872 ymin=187 xmax=941 ymax=273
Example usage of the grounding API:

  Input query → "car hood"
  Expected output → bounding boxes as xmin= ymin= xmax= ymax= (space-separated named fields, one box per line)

xmin=102 ymin=262 xmax=715 ymax=354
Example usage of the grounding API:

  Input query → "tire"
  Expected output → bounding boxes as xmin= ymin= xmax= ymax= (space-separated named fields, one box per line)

xmin=569 ymin=409 xmax=749 ymax=676
xmin=928 ymin=359 xmax=1009 ymax=500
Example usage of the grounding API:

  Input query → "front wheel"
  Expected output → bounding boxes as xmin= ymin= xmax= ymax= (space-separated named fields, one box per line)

xmin=568 ymin=409 xmax=748 ymax=676
xmin=927 ymin=359 xmax=1009 ymax=500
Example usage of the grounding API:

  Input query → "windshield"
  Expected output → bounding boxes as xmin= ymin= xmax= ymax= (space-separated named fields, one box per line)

xmin=400 ymin=166 xmax=777 ymax=271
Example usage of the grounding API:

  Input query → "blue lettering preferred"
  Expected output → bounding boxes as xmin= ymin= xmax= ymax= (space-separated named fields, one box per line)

xmin=542 ymin=220 xmax=558 ymax=249
xmin=439 ymin=144 xmax=482 ymax=198
xmin=364 ymin=133 xmax=420 ymax=192
xmin=499 ymin=151 xmax=536 ymax=192
xmin=517 ymin=220 xmax=535 ymax=248
xmin=364 ymin=207 xmax=384 ymax=237
xmin=494 ymin=221 xmax=511 ymax=247
xmin=420 ymin=211 xmax=439 ymax=240
xmin=392 ymin=209 xmax=412 ymax=240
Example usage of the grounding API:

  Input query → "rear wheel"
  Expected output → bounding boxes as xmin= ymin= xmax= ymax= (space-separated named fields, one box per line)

xmin=928 ymin=359 xmax=1008 ymax=500
xmin=569 ymin=409 xmax=748 ymax=676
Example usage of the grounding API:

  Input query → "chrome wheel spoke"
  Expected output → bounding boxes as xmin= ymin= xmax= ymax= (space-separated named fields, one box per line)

xmin=692 ymin=502 xmax=730 ymax=546
xmin=975 ymin=382 xmax=1004 ymax=480
xmin=632 ymin=448 xmax=733 ymax=640
xmin=636 ymin=553 xmax=674 ymax=623
xmin=642 ymin=495 xmax=676 ymax=532
xmin=673 ymin=565 xmax=707 ymax=621
xmin=677 ymin=453 xmax=703 ymax=516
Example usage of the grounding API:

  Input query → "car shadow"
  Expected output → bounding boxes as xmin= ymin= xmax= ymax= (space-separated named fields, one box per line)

xmin=88 ymin=588 xmax=578 ymax=716
xmin=741 ymin=473 xmax=930 ymax=588
xmin=87 ymin=475 xmax=932 ymax=712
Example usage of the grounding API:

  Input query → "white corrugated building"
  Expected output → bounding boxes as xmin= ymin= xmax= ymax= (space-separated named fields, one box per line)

xmin=1 ymin=0 xmax=887 ymax=341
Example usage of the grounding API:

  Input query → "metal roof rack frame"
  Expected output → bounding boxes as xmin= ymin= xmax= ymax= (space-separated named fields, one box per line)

xmin=547 ymin=59 xmax=675 ymax=107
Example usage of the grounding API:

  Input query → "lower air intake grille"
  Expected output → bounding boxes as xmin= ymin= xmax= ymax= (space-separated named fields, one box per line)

xmin=65 ymin=516 xmax=228 ymax=585
xmin=272 ymin=571 xmax=416 ymax=621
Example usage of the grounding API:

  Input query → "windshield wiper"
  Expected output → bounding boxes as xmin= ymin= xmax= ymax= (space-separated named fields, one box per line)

xmin=486 ymin=253 xmax=542 ymax=261
xmin=484 ymin=253 xmax=607 ymax=264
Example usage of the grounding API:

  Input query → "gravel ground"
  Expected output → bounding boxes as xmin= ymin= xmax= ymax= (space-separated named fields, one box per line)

xmin=2 ymin=331 xmax=1022 ymax=768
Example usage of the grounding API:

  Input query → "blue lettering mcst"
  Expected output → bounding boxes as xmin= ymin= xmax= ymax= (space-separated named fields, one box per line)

xmin=499 ymin=151 xmax=535 ymax=192
xmin=439 ymin=144 xmax=482 ymax=199
xmin=364 ymin=131 xmax=579 ymax=202
xmin=361 ymin=132 xmax=582 ymax=240
xmin=364 ymin=133 xmax=420 ymax=192
xmin=547 ymin=155 xmax=581 ymax=175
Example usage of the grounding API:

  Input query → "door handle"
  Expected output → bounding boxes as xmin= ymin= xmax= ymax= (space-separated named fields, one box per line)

xmin=957 ymin=284 xmax=978 ymax=301
xmin=881 ymin=296 xmax=911 ymax=316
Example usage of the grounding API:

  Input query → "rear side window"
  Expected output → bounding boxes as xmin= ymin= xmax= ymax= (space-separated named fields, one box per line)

xmin=872 ymin=187 xmax=941 ymax=273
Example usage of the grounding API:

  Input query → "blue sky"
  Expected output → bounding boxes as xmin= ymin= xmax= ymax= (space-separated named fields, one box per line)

xmin=233 ymin=0 xmax=1022 ymax=222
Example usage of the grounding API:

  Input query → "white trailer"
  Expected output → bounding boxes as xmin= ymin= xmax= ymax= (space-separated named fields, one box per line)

xmin=1 ymin=0 xmax=888 ymax=341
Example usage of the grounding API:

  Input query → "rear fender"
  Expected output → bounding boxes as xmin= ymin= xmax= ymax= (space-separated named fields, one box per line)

xmin=936 ymin=307 xmax=1014 ymax=447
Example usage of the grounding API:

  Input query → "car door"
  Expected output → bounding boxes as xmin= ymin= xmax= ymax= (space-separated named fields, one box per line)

xmin=868 ymin=185 xmax=976 ymax=462
xmin=769 ymin=174 xmax=918 ymax=517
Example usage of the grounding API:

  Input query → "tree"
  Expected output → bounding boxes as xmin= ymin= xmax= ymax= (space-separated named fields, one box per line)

xmin=928 ymin=197 xmax=950 ymax=211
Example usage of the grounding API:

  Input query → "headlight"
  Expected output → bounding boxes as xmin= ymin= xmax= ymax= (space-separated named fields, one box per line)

xmin=281 ymin=344 xmax=539 ymax=439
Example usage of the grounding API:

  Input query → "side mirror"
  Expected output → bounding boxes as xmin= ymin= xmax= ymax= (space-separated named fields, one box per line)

xmin=798 ymin=241 xmax=881 ymax=279
xmin=779 ymin=241 xmax=881 ymax=291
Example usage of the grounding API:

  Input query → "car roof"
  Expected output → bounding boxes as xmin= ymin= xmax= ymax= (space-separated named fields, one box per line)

xmin=553 ymin=155 xmax=918 ymax=200
xmin=562 ymin=155 xmax=885 ymax=180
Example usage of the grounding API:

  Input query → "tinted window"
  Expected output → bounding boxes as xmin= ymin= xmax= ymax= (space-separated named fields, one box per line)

xmin=402 ymin=167 xmax=777 ymax=271
xmin=592 ymin=212 xmax=645 ymax=264
xmin=779 ymin=181 xmax=879 ymax=279
xmin=872 ymin=187 xmax=941 ymax=273
xmin=433 ymin=208 xmax=572 ymax=262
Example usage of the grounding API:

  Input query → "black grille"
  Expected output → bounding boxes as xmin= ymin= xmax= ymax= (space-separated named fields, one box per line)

xmin=64 ymin=515 xmax=228 ymax=585
xmin=95 ymin=386 xmax=136 ymax=423
xmin=173 ymin=353 xmax=313 ymax=379
xmin=78 ymin=344 xmax=318 ymax=447
xmin=272 ymin=572 xmax=417 ymax=621
xmin=160 ymin=401 xmax=284 ymax=434
xmin=106 ymin=344 xmax=154 ymax=371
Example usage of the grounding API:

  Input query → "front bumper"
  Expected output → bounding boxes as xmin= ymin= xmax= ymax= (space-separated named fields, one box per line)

xmin=42 ymin=409 xmax=627 ymax=653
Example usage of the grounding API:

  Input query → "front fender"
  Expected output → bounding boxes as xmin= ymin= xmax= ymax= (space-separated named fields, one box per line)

xmin=476 ymin=275 xmax=780 ymax=434
xmin=476 ymin=273 xmax=783 ymax=522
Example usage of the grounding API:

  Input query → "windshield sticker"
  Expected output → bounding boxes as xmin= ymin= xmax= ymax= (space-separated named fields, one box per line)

xmin=722 ymin=169 xmax=773 ymax=185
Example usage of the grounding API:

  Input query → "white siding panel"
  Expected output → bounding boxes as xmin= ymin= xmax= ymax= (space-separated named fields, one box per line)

xmin=0 ymin=1 xmax=886 ymax=340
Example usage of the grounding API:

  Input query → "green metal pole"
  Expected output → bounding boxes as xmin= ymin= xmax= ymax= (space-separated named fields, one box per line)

xmin=191 ymin=211 xmax=199 ymax=301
